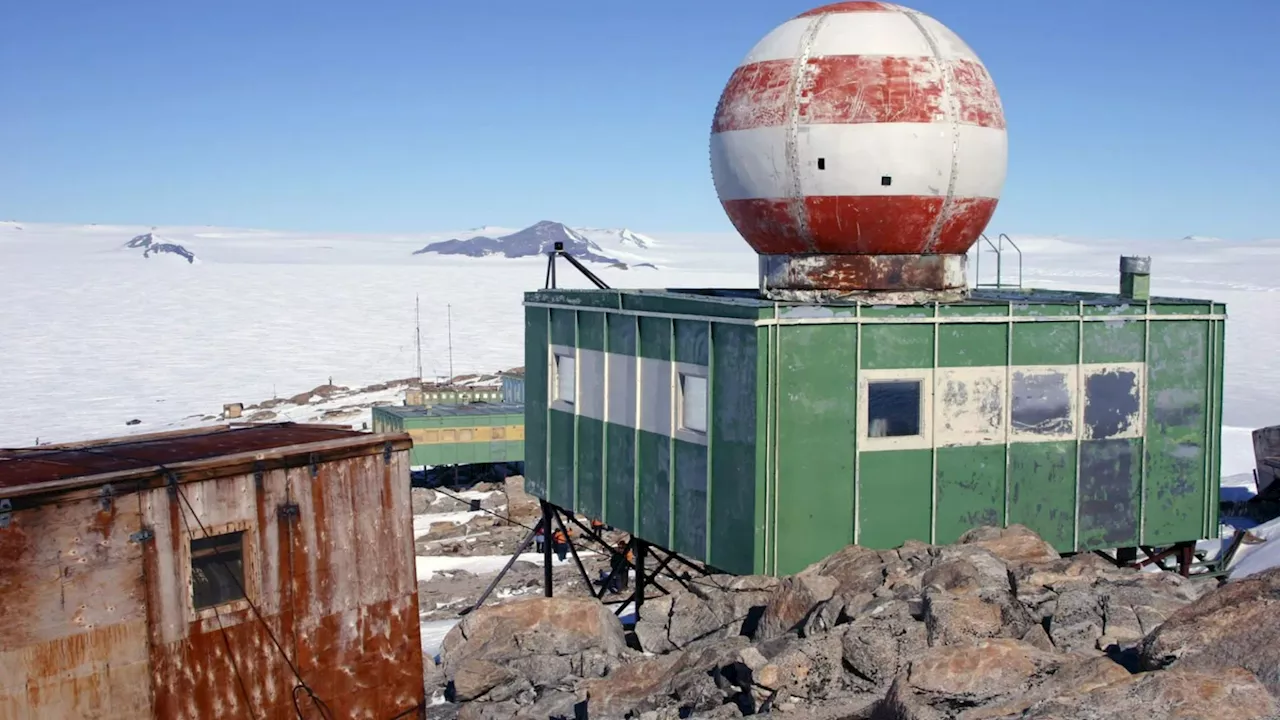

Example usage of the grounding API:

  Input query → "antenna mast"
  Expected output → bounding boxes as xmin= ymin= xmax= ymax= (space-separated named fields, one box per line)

xmin=415 ymin=294 xmax=424 ymax=381
xmin=446 ymin=304 xmax=454 ymax=381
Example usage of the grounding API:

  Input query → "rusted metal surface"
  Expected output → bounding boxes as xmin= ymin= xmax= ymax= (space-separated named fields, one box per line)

xmin=0 ymin=424 xmax=366 ymax=490
xmin=0 ymin=494 xmax=153 ymax=719
xmin=759 ymin=252 xmax=968 ymax=300
xmin=2 ymin=424 xmax=423 ymax=719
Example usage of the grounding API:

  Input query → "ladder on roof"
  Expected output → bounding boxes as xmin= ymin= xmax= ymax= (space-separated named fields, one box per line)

xmin=972 ymin=232 xmax=1023 ymax=289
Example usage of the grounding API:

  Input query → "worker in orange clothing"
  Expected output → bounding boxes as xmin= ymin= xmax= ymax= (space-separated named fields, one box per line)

xmin=551 ymin=528 xmax=569 ymax=562
xmin=590 ymin=518 xmax=605 ymax=535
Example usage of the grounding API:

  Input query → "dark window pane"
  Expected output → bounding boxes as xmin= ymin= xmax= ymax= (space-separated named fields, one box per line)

xmin=1084 ymin=369 xmax=1140 ymax=439
xmin=191 ymin=531 xmax=246 ymax=610
xmin=1011 ymin=371 xmax=1073 ymax=435
xmin=868 ymin=381 xmax=921 ymax=437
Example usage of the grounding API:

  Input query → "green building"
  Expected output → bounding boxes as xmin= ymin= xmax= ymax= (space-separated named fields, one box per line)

xmin=521 ymin=280 xmax=1226 ymax=576
xmin=371 ymin=403 xmax=525 ymax=467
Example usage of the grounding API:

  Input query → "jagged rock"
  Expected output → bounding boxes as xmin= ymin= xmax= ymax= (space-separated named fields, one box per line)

xmin=514 ymin=689 xmax=585 ymax=719
xmin=1018 ymin=667 xmax=1278 ymax=720
xmin=503 ymin=475 xmax=541 ymax=525
xmin=442 ymin=597 xmax=628 ymax=702
xmin=1141 ymin=567 xmax=1280 ymax=698
xmin=958 ymin=524 xmax=1061 ymax=567
xmin=582 ymin=654 xmax=682 ymax=717
xmin=870 ymin=638 xmax=1064 ymax=720
xmin=840 ymin=598 xmax=928 ymax=690
xmin=809 ymin=545 xmax=889 ymax=595
xmin=755 ymin=574 xmax=838 ymax=640
xmin=922 ymin=591 xmax=1007 ymax=647
xmin=634 ymin=589 xmax=730 ymax=653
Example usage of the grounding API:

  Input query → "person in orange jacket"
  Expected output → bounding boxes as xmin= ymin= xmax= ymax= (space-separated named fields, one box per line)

xmin=552 ymin=528 xmax=569 ymax=561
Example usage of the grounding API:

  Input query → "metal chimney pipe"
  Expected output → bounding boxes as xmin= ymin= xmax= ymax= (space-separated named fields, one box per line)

xmin=1119 ymin=256 xmax=1151 ymax=301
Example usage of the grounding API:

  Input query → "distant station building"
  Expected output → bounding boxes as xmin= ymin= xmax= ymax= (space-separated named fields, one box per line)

xmin=0 ymin=424 xmax=424 ymax=719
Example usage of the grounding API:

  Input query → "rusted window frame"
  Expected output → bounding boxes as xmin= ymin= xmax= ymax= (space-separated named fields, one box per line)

xmin=182 ymin=518 xmax=256 ymax=621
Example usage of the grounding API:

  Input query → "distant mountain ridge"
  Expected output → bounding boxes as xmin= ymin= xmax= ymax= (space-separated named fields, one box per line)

xmin=413 ymin=221 xmax=658 ymax=268
xmin=126 ymin=232 xmax=197 ymax=263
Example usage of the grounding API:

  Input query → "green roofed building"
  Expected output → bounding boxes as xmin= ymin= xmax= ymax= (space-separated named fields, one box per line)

xmin=520 ymin=279 xmax=1226 ymax=577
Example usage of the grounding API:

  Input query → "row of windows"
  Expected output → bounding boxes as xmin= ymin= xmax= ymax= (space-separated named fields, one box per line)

xmin=422 ymin=391 xmax=500 ymax=401
xmin=866 ymin=364 xmax=1144 ymax=447
xmin=552 ymin=352 xmax=709 ymax=435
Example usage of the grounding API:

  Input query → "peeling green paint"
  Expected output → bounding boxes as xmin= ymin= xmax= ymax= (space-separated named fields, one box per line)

xmin=936 ymin=445 xmax=1006 ymax=544
xmin=1008 ymin=441 xmax=1077 ymax=552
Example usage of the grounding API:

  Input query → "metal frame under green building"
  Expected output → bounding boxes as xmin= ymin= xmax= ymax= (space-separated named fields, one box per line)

xmin=522 ymin=285 xmax=1226 ymax=578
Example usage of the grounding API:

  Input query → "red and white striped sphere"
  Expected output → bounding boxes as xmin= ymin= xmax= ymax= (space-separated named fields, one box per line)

xmin=710 ymin=1 xmax=1007 ymax=258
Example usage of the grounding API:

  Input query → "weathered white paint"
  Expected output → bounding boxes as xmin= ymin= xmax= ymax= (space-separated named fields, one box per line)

xmin=934 ymin=366 xmax=1006 ymax=447
xmin=739 ymin=10 xmax=979 ymax=66
xmin=578 ymin=347 xmax=606 ymax=422
xmin=606 ymin=353 xmax=637 ymax=427
xmin=710 ymin=123 xmax=1007 ymax=201
xmin=639 ymin=357 xmax=674 ymax=438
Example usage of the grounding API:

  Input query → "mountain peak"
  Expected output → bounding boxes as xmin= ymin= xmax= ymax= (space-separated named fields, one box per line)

xmin=411 ymin=221 xmax=655 ymax=268
xmin=124 ymin=232 xmax=197 ymax=263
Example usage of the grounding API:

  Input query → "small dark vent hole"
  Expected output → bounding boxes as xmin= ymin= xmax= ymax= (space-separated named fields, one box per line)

xmin=817 ymin=158 xmax=825 ymax=170
xmin=881 ymin=176 xmax=892 ymax=186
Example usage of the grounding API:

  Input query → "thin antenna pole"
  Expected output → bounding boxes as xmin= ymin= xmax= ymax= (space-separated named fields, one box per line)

xmin=447 ymin=304 xmax=454 ymax=381
xmin=415 ymin=294 xmax=424 ymax=381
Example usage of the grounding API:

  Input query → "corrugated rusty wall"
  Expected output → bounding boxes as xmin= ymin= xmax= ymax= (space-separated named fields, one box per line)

xmin=141 ymin=448 xmax=423 ymax=719
xmin=1 ymin=445 xmax=423 ymax=720
xmin=0 ymin=494 xmax=153 ymax=719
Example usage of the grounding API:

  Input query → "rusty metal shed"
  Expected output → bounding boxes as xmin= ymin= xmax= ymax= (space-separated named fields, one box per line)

xmin=0 ymin=423 xmax=424 ymax=719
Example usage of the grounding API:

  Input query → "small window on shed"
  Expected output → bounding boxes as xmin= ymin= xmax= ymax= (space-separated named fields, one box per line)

xmin=191 ymin=531 xmax=246 ymax=610
xmin=679 ymin=373 xmax=708 ymax=434
xmin=867 ymin=380 xmax=922 ymax=438
xmin=554 ymin=352 xmax=576 ymax=405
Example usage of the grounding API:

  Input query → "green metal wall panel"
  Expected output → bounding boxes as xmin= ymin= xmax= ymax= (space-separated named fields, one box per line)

xmin=608 ymin=313 xmax=637 ymax=354
xmin=1143 ymin=320 xmax=1210 ymax=545
xmin=637 ymin=429 xmax=671 ymax=543
xmin=1078 ymin=437 xmax=1142 ymax=548
xmin=935 ymin=444 xmax=1007 ymax=544
xmin=1007 ymin=441 xmax=1076 ymax=552
xmin=938 ymin=323 xmax=1008 ymax=367
xmin=774 ymin=324 xmax=857 ymax=574
xmin=754 ymin=327 xmax=771 ymax=575
xmin=548 ymin=409 xmax=575 ymax=508
xmin=861 ymin=324 xmax=933 ymax=369
xmin=675 ymin=320 xmax=710 ymax=365
xmin=1012 ymin=322 xmax=1079 ymax=366
xmin=1083 ymin=319 xmax=1146 ymax=364
xmin=578 ymin=311 xmax=605 ymax=352
xmin=639 ymin=316 xmax=673 ymax=361
xmin=708 ymin=323 xmax=759 ymax=575
xmin=524 ymin=307 xmax=549 ymax=496
xmin=673 ymin=440 xmax=708 ymax=560
xmin=859 ymin=449 xmax=932 ymax=548
xmin=550 ymin=309 xmax=576 ymax=347
xmin=577 ymin=416 xmax=605 ymax=520
xmin=604 ymin=423 xmax=637 ymax=533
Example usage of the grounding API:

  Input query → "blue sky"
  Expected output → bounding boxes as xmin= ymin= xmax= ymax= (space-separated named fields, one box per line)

xmin=1 ymin=1 xmax=1276 ymax=241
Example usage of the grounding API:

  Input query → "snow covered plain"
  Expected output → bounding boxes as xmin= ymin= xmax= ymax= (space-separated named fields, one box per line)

xmin=0 ymin=220 xmax=1275 ymax=469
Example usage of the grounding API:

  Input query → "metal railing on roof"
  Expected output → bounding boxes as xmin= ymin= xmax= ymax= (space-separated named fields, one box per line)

xmin=973 ymin=232 xmax=1023 ymax=289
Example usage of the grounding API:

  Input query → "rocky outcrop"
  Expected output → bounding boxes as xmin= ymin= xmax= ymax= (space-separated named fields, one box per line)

xmin=1140 ymin=566 xmax=1280 ymax=697
xmin=441 ymin=596 xmax=627 ymax=705
xmin=436 ymin=525 xmax=1278 ymax=719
